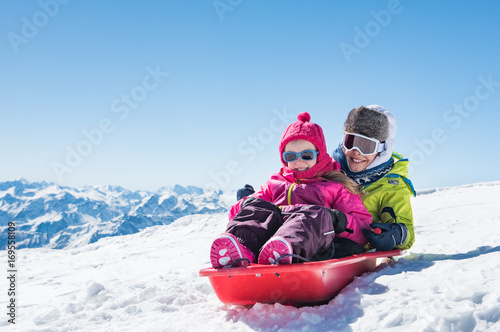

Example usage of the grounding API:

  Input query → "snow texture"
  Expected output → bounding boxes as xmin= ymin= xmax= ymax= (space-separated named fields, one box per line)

xmin=1 ymin=181 xmax=500 ymax=331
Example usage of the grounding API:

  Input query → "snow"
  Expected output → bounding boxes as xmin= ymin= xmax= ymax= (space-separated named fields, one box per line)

xmin=2 ymin=182 xmax=500 ymax=331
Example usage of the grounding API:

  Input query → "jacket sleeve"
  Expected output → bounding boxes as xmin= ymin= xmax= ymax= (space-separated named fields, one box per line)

xmin=330 ymin=188 xmax=372 ymax=246
xmin=378 ymin=187 xmax=415 ymax=249
xmin=228 ymin=180 xmax=274 ymax=220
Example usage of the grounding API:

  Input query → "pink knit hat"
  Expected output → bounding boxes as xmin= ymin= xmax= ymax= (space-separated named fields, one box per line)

xmin=279 ymin=112 xmax=334 ymax=179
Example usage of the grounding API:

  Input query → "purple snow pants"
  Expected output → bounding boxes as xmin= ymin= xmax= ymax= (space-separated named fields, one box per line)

xmin=225 ymin=197 xmax=336 ymax=261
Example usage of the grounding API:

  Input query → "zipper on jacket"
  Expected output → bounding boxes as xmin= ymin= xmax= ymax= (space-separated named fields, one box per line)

xmin=287 ymin=183 xmax=297 ymax=205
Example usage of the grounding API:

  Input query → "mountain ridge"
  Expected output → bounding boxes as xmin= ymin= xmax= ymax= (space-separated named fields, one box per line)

xmin=0 ymin=179 xmax=229 ymax=249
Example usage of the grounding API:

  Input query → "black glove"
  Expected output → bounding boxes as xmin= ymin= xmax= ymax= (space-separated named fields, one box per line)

xmin=329 ymin=209 xmax=349 ymax=234
xmin=363 ymin=223 xmax=408 ymax=251
xmin=236 ymin=184 xmax=255 ymax=201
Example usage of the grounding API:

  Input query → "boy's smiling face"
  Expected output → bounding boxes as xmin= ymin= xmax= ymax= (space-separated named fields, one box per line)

xmin=344 ymin=148 xmax=378 ymax=172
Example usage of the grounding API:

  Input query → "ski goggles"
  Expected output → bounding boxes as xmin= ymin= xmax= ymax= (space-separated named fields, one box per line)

xmin=342 ymin=132 xmax=386 ymax=156
xmin=282 ymin=149 xmax=319 ymax=162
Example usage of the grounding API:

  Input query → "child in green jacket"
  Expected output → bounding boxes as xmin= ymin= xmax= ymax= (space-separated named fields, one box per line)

xmin=332 ymin=105 xmax=416 ymax=251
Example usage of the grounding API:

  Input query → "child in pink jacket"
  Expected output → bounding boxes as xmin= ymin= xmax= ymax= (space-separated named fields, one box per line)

xmin=210 ymin=112 xmax=372 ymax=268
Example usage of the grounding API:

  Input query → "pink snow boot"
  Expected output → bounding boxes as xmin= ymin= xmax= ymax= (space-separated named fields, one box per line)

xmin=258 ymin=236 xmax=293 ymax=265
xmin=210 ymin=233 xmax=255 ymax=268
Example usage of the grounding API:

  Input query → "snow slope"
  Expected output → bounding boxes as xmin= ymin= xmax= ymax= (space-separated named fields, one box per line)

xmin=3 ymin=182 xmax=500 ymax=331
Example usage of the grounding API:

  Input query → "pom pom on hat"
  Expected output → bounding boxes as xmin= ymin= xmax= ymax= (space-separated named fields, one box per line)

xmin=297 ymin=112 xmax=311 ymax=122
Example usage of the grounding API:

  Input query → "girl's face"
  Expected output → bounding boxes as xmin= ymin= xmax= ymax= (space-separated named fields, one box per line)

xmin=344 ymin=147 xmax=378 ymax=172
xmin=284 ymin=140 xmax=318 ymax=171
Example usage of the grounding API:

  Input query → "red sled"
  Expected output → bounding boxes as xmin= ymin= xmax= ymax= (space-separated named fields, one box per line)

xmin=199 ymin=249 xmax=404 ymax=306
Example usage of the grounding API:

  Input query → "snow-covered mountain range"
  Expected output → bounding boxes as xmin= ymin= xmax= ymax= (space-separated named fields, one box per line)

xmin=0 ymin=179 xmax=230 ymax=249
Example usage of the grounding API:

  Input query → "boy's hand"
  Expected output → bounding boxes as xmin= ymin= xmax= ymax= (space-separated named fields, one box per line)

xmin=363 ymin=223 xmax=408 ymax=251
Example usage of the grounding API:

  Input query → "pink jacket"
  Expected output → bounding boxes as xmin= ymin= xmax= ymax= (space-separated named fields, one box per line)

xmin=229 ymin=165 xmax=372 ymax=246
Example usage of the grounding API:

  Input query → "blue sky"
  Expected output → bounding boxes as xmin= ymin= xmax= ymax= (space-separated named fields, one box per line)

xmin=1 ymin=0 xmax=499 ymax=192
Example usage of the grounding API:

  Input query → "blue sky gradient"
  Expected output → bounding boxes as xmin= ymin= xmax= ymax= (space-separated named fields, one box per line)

xmin=1 ymin=0 xmax=499 ymax=192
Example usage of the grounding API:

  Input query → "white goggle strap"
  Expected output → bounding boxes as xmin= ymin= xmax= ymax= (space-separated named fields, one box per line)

xmin=376 ymin=142 xmax=386 ymax=153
